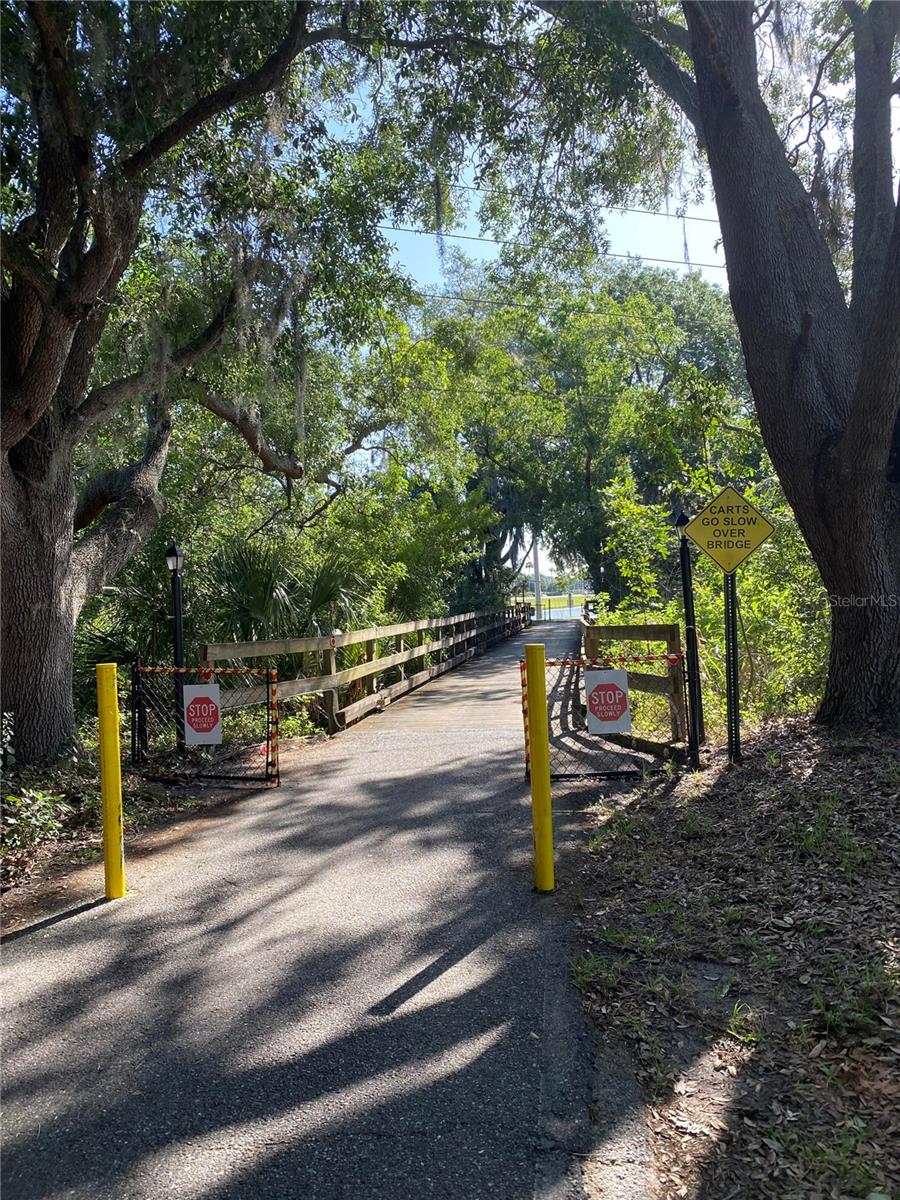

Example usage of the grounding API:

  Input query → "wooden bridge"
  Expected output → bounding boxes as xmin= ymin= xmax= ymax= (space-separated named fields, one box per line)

xmin=203 ymin=603 xmax=533 ymax=733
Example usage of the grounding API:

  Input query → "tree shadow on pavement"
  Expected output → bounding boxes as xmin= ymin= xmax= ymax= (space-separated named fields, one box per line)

xmin=2 ymin=736 xmax=619 ymax=1200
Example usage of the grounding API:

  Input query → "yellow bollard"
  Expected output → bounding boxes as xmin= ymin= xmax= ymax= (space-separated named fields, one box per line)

xmin=96 ymin=663 xmax=126 ymax=900
xmin=524 ymin=643 xmax=554 ymax=892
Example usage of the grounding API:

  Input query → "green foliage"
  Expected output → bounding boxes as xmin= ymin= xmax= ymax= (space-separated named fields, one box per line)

xmin=415 ymin=256 xmax=829 ymax=723
xmin=73 ymin=250 xmax=829 ymax=729
xmin=602 ymin=472 xmax=670 ymax=605
xmin=727 ymin=999 xmax=763 ymax=1046
xmin=208 ymin=541 xmax=300 ymax=643
xmin=1 ymin=790 xmax=72 ymax=852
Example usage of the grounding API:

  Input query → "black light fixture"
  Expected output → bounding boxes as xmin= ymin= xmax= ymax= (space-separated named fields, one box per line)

xmin=164 ymin=543 xmax=186 ymax=748
xmin=164 ymin=543 xmax=185 ymax=671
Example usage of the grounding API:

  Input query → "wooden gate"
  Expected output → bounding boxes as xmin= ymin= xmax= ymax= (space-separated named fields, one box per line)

xmin=581 ymin=620 xmax=688 ymax=761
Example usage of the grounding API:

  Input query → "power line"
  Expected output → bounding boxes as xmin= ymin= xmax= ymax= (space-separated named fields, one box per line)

xmin=377 ymin=223 xmax=727 ymax=271
xmin=412 ymin=290 xmax=686 ymax=313
xmin=447 ymin=181 xmax=721 ymax=225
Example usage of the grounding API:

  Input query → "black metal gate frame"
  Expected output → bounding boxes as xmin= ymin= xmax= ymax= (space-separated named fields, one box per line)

xmin=131 ymin=665 xmax=280 ymax=786
xmin=520 ymin=653 xmax=687 ymax=780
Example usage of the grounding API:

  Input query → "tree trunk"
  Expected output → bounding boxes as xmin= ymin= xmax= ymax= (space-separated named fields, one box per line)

xmin=678 ymin=2 xmax=900 ymax=729
xmin=822 ymin=584 xmax=900 ymax=728
xmin=1 ymin=416 xmax=82 ymax=762
xmin=814 ymin=479 xmax=900 ymax=727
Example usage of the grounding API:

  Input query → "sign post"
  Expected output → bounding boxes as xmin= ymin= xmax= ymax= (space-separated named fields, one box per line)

xmin=723 ymin=572 xmax=740 ymax=762
xmin=683 ymin=487 xmax=774 ymax=764
xmin=676 ymin=513 xmax=704 ymax=768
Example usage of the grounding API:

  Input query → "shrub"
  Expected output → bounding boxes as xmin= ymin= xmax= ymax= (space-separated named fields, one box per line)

xmin=1 ymin=789 xmax=72 ymax=852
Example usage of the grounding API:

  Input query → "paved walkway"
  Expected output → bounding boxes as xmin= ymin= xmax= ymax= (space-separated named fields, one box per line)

xmin=2 ymin=623 xmax=644 ymax=1200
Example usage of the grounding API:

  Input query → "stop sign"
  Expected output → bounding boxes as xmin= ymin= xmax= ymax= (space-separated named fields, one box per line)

xmin=584 ymin=669 xmax=631 ymax=735
xmin=186 ymin=695 xmax=219 ymax=734
xmin=182 ymin=683 xmax=223 ymax=745
xmin=588 ymin=682 xmax=627 ymax=722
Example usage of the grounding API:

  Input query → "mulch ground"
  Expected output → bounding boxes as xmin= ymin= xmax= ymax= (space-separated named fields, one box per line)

xmin=556 ymin=716 xmax=899 ymax=1200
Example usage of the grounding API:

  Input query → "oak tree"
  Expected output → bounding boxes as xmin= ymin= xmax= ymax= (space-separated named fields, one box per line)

xmin=540 ymin=1 xmax=899 ymax=726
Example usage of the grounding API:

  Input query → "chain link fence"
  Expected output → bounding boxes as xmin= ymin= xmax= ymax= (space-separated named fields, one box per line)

xmin=131 ymin=666 xmax=279 ymax=786
xmin=521 ymin=654 xmax=687 ymax=780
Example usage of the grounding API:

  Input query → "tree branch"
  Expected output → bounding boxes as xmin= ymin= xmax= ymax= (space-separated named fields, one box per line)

xmin=72 ymin=394 xmax=172 ymax=594
xmin=116 ymin=3 xmax=332 ymax=183
xmin=651 ymin=12 xmax=691 ymax=55
xmin=74 ymin=394 xmax=172 ymax=531
xmin=294 ymin=482 xmax=346 ymax=532
xmin=0 ymin=228 xmax=56 ymax=305
xmin=198 ymin=392 xmax=305 ymax=479
xmin=116 ymin=4 xmax=507 ymax=185
xmin=848 ymin=0 xmax=900 ymax=332
xmin=538 ymin=1 xmax=703 ymax=139
xmin=784 ymin=24 xmax=852 ymax=162
xmin=752 ymin=2 xmax=775 ymax=31
xmin=72 ymin=290 xmax=235 ymax=434
xmin=842 ymin=186 xmax=900 ymax=476
xmin=1 ymin=306 xmax=76 ymax=451
xmin=27 ymin=2 xmax=96 ymax=207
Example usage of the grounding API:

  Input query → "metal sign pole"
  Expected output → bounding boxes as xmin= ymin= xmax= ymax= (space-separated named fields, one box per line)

xmin=171 ymin=565 xmax=186 ymax=750
xmin=724 ymin=572 xmax=741 ymax=763
xmin=681 ymin=486 xmax=773 ymax=769
xmin=676 ymin=514 xmax=705 ymax=766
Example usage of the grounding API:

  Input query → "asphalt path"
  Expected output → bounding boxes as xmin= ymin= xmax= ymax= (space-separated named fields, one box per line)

xmin=2 ymin=622 xmax=645 ymax=1200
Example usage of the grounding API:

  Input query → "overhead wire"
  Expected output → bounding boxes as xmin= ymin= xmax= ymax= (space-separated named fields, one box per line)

xmin=376 ymin=223 xmax=727 ymax=271
xmin=445 ymin=181 xmax=721 ymax=224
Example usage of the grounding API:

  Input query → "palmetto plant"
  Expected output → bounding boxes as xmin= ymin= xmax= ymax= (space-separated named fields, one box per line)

xmin=297 ymin=557 xmax=364 ymax=636
xmin=207 ymin=541 xmax=364 ymax=644
xmin=208 ymin=542 xmax=297 ymax=643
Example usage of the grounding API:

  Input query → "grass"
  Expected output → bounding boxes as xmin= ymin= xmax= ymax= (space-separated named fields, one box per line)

xmin=795 ymin=794 xmax=874 ymax=875
xmin=726 ymin=1000 xmax=763 ymax=1046
xmin=791 ymin=1118 xmax=886 ymax=1198
xmin=571 ymin=950 xmax=628 ymax=992
xmin=680 ymin=807 xmax=712 ymax=839
xmin=587 ymin=810 xmax=642 ymax=851
xmin=812 ymin=960 xmax=899 ymax=1043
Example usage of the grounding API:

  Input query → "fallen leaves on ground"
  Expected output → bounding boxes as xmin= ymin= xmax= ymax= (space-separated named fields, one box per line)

xmin=558 ymin=716 xmax=899 ymax=1200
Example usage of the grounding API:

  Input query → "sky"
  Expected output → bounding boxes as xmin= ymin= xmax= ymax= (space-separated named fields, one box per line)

xmin=381 ymin=194 xmax=726 ymax=291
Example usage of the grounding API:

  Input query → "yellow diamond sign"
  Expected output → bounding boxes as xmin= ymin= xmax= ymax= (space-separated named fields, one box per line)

xmin=683 ymin=486 xmax=774 ymax=573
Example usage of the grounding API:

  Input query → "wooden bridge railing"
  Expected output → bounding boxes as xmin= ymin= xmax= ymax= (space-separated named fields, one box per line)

xmin=203 ymin=604 xmax=532 ymax=732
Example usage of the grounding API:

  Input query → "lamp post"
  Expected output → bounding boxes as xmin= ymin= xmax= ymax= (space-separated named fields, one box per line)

xmin=165 ymin=544 xmax=185 ymax=748
xmin=165 ymin=544 xmax=185 ymax=666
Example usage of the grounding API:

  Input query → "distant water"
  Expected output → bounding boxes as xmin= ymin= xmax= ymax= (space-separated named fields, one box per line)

xmin=535 ymin=605 xmax=582 ymax=620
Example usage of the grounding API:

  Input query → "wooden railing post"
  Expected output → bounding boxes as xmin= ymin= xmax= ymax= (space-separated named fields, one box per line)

xmin=323 ymin=643 xmax=339 ymax=732
xmin=395 ymin=633 xmax=405 ymax=680
xmin=365 ymin=639 xmax=376 ymax=695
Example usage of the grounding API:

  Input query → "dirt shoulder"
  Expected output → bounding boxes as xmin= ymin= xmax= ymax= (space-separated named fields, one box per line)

xmin=557 ymin=717 xmax=899 ymax=1200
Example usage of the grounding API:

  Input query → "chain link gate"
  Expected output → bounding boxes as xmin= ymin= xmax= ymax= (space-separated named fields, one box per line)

xmin=130 ymin=665 xmax=280 ymax=786
xmin=521 ymin=650 xmax=688 ymax=780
